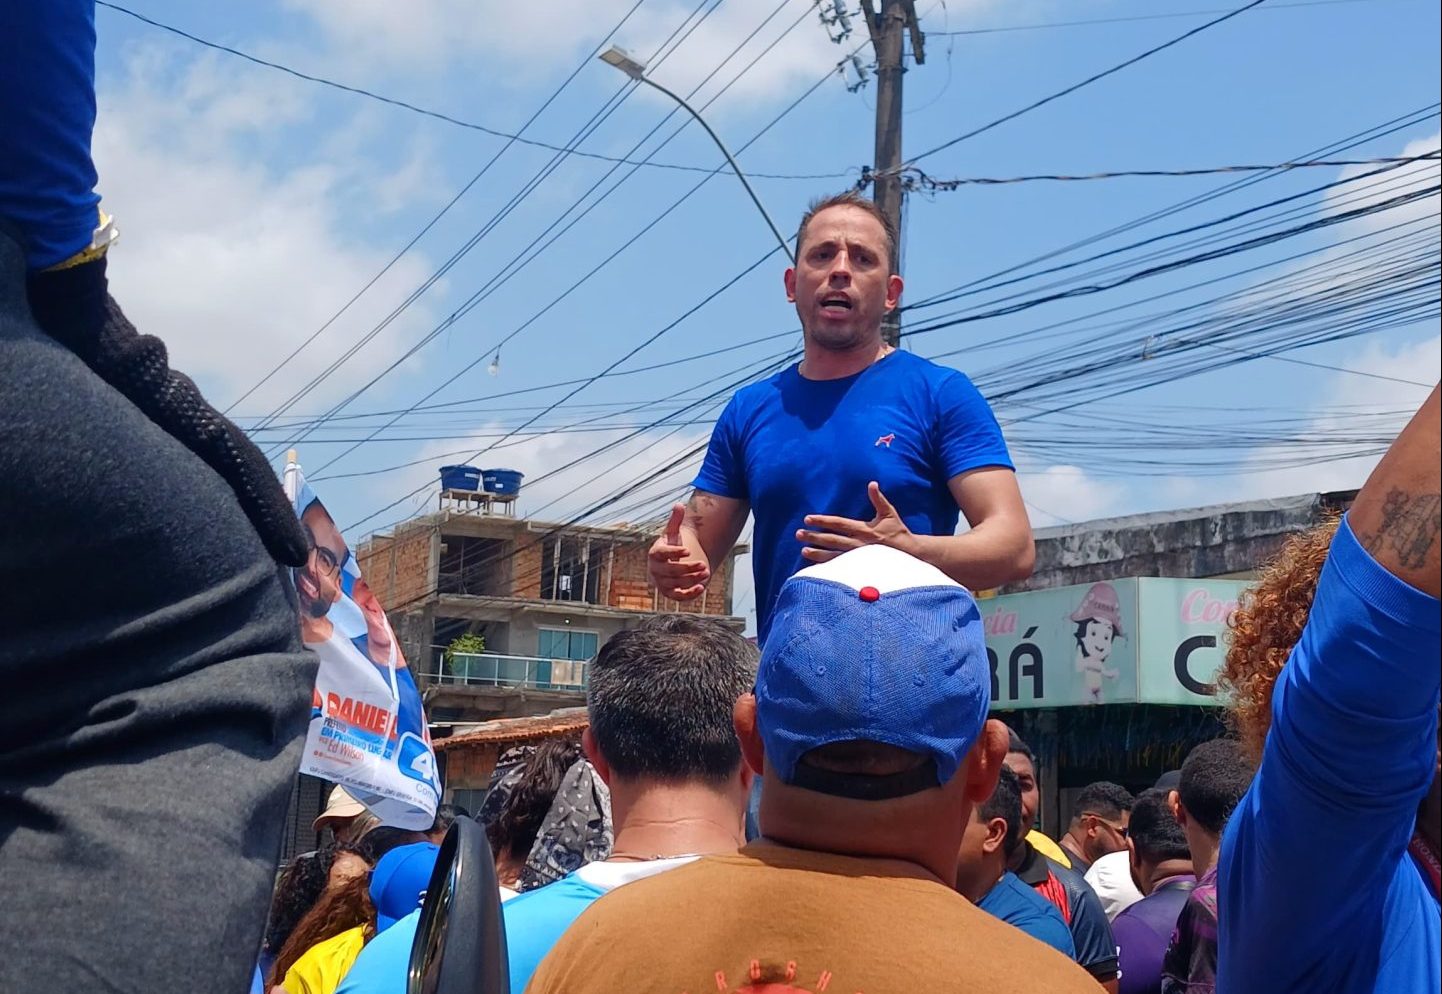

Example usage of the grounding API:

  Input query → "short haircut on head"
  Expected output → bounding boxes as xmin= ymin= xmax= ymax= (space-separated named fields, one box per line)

xmin=587 ymin=614 xmax=758 ymax=784
xmin=1006 ymin=727 xmax=1034 ymax=763
xmin=1073 ymin=781 xmax=1134 ymax=822
xmin=794 ymin=190 xmax=897 ymax=262
xmin=1128 ymin=788 xmax=1190 ymax=864
xmin=357 ymin=826 xmax=429 ymax=864
xmin=979 ymin=765 xmax=1025 ymax=859
xmin=1178 ymin=737 xmax=1255 ymax=836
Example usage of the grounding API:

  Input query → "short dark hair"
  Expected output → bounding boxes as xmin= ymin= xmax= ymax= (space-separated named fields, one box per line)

xmin=794 ymin=191 xmax=897 ymax=262
xmin=1006 ymin=727 xmax=1034 ymax=763
xmin=1178 ymin=737 xmax=1254 ymax=836
xmin=356 ymin=826 xmax=429 ymax=863
xmin=979 ymin=766 xmax=1025 ymax=859
xmin=429 ymin=803 xmax=467 ymax=836
xmin=1128 ymin=787 xmax=1190 ymax=864
xmin=1072 ymin=781 xmax=1134 ymax=823
xmin=587 ymin=615 xmax=757 ymax=783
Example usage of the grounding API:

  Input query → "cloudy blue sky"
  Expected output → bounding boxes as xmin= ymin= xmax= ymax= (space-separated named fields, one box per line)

xmin=91 ymin=0 xmax=1439 ymax=631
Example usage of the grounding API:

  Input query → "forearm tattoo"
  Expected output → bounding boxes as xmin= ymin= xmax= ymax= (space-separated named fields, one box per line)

xmin=1359 ymin=488 xmax=1442 ymax=569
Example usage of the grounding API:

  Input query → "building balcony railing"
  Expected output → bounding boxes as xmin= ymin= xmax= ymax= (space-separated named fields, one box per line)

xmin=427 ymin=652 xmax=590 ymax=693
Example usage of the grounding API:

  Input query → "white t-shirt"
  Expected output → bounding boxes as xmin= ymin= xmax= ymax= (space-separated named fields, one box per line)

xmin=1084 ymin=849 xmax=1144 ymax=921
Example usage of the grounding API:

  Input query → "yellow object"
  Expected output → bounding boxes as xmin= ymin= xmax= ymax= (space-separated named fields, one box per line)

xmin=281 ymin=926 xmax=367 ymax=994
xmin=1027 ymin=829 xmax=1072 ymax=868
xmin=42 ymin=209 xmax=117 ymax=271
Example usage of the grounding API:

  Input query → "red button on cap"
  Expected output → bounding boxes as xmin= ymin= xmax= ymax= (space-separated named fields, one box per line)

xmin=858 ymin=586 xmax=881 ymax=602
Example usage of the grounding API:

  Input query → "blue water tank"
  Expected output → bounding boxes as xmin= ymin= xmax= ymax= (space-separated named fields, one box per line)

xmin=481 ymin=468 xmax=524 ymax=495
xmin=440 ymin=464 xmax=482 ymax=491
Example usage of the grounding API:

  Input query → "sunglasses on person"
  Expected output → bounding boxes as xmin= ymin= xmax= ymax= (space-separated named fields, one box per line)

xmin=1084 ymin=812 xmax=1129 ymax=839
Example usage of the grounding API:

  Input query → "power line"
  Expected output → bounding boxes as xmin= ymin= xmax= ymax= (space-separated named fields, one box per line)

xmin=95 ymin=0 xmax=846 ymax=181
xmin=220 ymin=0 xmax=653 ymax=414
xmin=296 ymin=1 xmax=827 ymax=471
xmin=876 ymin=0 xmax=1273 ymax=178
xmin=249 ymin=0 xmax=738 ymax=438
xmin=930 ymin=0 xmax=1378 ymax=36
xmin=902 ymin=152 xmax=1441 ymax=189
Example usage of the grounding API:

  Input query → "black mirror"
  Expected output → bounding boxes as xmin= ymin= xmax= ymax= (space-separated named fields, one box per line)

xmin=407 ymin=817 xmax=509 ymax=994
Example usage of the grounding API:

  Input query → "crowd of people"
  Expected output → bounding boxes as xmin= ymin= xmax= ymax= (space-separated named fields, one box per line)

xmin=2 ymin=4 xmax=1438 ymax=992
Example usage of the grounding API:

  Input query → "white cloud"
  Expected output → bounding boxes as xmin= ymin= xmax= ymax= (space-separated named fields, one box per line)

xmin=1014 ymin=460 xmax=1130 ymax=527
xmin=285 ymin=0 xmax=993 ymax=111
xmin=1323 ymin=131 xmax=1440 ymax=232
xmin=94 ymin=48 xmax=442 ymax=413
xmin=1217 ymin=334 xmax=1439 ymax=501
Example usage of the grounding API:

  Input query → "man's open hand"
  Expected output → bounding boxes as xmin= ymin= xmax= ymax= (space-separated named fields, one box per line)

xmin=648 ymin=503 xmax=711 ymax=600
xmin=797 ymin=482 xmax=916 ymax=563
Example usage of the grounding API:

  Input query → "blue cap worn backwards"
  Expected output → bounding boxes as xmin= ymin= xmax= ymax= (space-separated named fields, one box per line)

xmin=756 ymin=544 xmax=990 ymax=801
xmin=369 ymin=841 xmax=440 ymax=933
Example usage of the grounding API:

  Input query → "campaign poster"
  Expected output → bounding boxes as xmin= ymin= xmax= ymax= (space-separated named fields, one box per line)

xmin=284 ymin=457 xmax=440 ymax=830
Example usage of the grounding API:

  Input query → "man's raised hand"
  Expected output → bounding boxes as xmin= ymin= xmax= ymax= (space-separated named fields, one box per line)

xmin=796 ymin=481 xmax=916 ymax=563
xmin=648 ymin=502 xmax=711 ymax=601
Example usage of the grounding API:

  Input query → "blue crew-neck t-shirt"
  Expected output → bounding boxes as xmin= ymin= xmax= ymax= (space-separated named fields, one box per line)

xmin=1217 ymin=515 xmax=1441 ymax=994
xmin=692 ymin=350 xmax=1012 ymax=643
xmin=335 ymin=859 xmax=698 ymax=994
xmin=977 ymin=870 xmax=1077 ymax=958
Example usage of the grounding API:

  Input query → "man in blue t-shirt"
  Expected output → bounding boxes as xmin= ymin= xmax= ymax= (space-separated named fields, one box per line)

xmin=1217 ymin=386 xmax=1440 ymax=994
xmin=334 ymin=616 xmax=756 ymax=993
xmin=647 ymin=191 xmax=1033 ymax=643
xmin=957 ymin=766 xmax=1076 ymax=958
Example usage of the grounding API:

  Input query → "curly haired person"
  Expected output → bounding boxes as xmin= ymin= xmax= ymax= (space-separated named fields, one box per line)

xmin=1215 ymin=386 xmax=1440 ymax=994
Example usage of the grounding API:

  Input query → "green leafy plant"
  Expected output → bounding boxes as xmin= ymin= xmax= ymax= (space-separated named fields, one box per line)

xmin=444 ymin=632 xmax=487 ymax=673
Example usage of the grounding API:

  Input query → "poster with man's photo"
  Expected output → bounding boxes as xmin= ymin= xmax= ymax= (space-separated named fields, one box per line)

xmin=284 ymin=457 xmax=440 ymax=830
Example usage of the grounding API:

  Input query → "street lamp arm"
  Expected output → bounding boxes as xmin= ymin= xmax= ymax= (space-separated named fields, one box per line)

xmin=634 ymin=74 xmax=794 ymax=262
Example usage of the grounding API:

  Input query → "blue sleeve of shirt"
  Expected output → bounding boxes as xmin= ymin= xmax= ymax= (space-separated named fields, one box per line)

xmin=934 ymin=370 xmax=1013 ymax=479
xmin=334 ymin=910 xmax=417 ymax=994
xmin=1218 ymin=514 xmax=1442 ymax=993
xmin=691 ymin=395 xmax=749 ymax=500
xmin=1031 ymin=908 xmax=1077 ymax=959
xmin=1069 ymin=883 xmax=1120 ymax=978
xmin=0 ymin=0 xmax=101 ymax=268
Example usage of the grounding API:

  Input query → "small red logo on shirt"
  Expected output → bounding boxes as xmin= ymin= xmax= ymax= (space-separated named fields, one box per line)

xmin=874 ymin=433 xmax=896 ymax=448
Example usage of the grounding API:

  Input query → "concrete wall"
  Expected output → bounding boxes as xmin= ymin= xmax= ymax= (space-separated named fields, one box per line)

xmin=1005 ymin=492 xmax=1352 ymax=593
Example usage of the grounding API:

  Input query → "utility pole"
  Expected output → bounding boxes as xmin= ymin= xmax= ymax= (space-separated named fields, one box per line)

xmin=861 ymin=0 xmax=923 ymax=346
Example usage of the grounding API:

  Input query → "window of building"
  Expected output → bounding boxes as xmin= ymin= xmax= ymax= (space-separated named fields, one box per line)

xmin=537 ymin=627 xmax=599 ymax=689
xmin=438 ymin=536 xmax=510 ymax=596
xmin=539 ymin=536 xmax=603 ymax=603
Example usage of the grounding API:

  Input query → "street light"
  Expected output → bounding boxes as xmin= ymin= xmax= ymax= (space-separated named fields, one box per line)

xmin=598 ymin=45 xmax=793 ymax=261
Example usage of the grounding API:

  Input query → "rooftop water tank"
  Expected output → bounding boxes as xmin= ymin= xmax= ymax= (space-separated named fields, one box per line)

xmin=481 ymin=469 xmax=524 ymax=496
xmin=439 ymin=464 xmax=482 ymax=491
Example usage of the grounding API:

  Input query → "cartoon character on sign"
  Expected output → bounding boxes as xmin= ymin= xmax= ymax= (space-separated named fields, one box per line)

xmin=1070 ymin=582 xmax=1124 ymax=704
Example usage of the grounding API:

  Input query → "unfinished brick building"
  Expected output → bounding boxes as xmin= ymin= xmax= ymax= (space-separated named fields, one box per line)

xmin=357 ymin=492 xmax=744 ymax=727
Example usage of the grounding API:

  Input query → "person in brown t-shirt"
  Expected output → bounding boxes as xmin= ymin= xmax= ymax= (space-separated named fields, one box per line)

xmin=527 ymin=546 xmax=1098 ymax=994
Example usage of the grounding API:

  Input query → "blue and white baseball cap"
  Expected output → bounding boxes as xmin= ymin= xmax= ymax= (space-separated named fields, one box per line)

xmin=756 ymin=544 xmax=990 ymax=801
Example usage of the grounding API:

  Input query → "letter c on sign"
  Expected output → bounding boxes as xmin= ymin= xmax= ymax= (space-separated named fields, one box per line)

xmin=1174 ymin=635 xmax=1218 ymax=696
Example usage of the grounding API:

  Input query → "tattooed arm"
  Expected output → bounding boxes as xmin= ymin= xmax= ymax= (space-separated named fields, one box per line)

xmin=647 ymin=490 xmax=749 ymax=601
xmin=1350 ymin=385 xmax=1441 ymax=598
xmin=1217 ymin=385 xmax=1441 ymax=994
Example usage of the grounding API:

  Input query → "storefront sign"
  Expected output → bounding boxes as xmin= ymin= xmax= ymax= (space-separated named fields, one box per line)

xmin=983 ymin=577 xmax=1248 ymax=711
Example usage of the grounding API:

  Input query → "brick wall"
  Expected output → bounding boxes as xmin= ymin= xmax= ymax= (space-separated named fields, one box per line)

xmin=607 ymin=537 xmax=734 ymax=616
xmin=357 ymin=522 xmax=434 ymax=612
xmin=511 ymin=535 xmax=544 ymax=599
xmin=443 ymin=741 xmax=502 ymax=791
